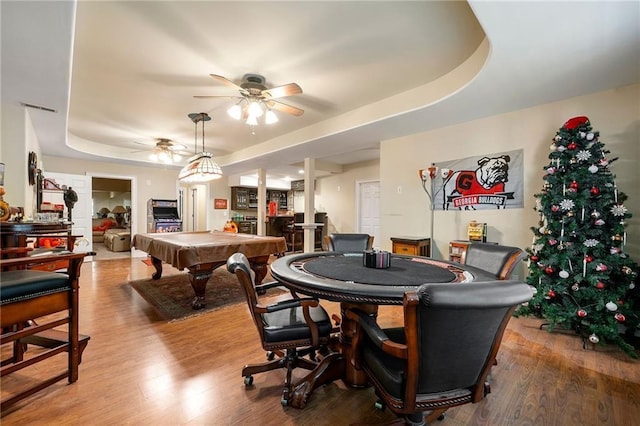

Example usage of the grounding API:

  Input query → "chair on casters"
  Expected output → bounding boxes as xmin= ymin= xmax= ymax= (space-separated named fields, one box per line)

xmin=324 ymin=233 xmax=373 ymax=252
xmin=226 ymin=252 xmax=336 ymax=406
xmin=346 ymin=280 xmax=532 ymax=425
xmin=463 ymin=242 xmax=527 ymax=280
xmin=1 ymin=252 xmax=90 ymax=409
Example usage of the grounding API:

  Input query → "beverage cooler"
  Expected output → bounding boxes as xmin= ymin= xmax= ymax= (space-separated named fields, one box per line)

xmin=147 ymin=199 xmax=182 ymax=233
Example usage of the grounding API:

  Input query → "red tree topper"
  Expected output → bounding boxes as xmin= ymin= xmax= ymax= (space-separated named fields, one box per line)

xmin=562 ymin=116 xmax=590 ymax=130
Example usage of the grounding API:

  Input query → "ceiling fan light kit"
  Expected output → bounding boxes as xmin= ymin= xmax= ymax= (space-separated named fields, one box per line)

xmin=178 ymin=112 xmax=223 ymax=183
xmin=198 ymin=73 xmax=303 ymax=128
xmin=146 ymin=138 xmax=184 ymax=164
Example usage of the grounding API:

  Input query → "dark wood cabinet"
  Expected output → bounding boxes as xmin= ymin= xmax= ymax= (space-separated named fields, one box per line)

xmin=231 ymin=187 xmax=250 ymax=210
xmin=231 ymin=187 xmax=289 ymax=211
xmin=269 ymin=190 xmax=288 ymax=209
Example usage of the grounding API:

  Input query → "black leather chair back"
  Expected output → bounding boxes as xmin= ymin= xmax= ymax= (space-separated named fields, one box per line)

xmin=326 ymin=233 xmax=373 ymax=252
xmin=414 ymin=281 xmax=531 ymax=394
xmin=464 ymin=243 xmax=527 ymax=279
xmin=355 ymin=279 xmax=532 ymax=422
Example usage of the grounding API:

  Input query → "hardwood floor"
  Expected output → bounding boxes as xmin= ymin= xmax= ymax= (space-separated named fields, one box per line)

xmin=2 ymin=258 xmax=639 ymax=425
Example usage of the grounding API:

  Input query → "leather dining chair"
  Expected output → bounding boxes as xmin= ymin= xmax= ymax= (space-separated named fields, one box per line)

xmin=226 ymin=253 xmax=336 ymax=406
xmin=346 ymin=280 xmax=533 ymax=425
xmin=324 ymin=233 xmax=374 ymax=253
xmin=463 ymin=242 xmax=527 ymax=280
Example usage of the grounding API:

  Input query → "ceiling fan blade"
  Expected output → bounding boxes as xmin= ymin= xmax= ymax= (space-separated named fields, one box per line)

xmin=266 ymin=100 xmax=304 ymax=116
xmin=210 ymin=74 xmax=249 ymax=95
xmin=168 ymin=143 xmax=187 ymax=151
xmin=262 ymin=83 xmax=302 ymax=99
xmin=194 ymin=95 xmax=242 ymax=99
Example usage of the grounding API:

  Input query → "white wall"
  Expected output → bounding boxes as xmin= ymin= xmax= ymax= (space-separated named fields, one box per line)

xmin=315 ymin=159 xmax=380 ymax=234
xmin=379 ymin=84 xmax=639 ymax=262
xmin=0 ymin=104 xmax=40 ymax=215
xmin=43 ymin=155 xmax=233 ymax=234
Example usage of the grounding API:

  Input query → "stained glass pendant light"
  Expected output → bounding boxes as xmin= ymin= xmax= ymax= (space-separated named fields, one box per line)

xmin=178 ymin=112 xmax=223 ymax=183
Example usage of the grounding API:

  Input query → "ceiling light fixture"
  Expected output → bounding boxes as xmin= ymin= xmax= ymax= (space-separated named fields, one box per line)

xmin=149 ymin=140 xmax=182 ymax=164
xmin=226 ymin=98 xmax=279 ymax=127
xmin=178 ymin=112 xmax=223 ymax=183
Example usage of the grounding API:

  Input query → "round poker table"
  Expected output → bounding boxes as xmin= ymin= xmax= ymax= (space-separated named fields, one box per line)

xmin=270 ymin=251 xmax=498 ymax=406
xmin=270 ymin=251 xmax=496 ymax=305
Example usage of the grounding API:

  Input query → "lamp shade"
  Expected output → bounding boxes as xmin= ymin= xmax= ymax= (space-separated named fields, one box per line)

xmin=98 ymin=207 xmax=111 ymax=215
xmin=111 ymin=205 xmax=127 ymax=214
xmin=179 ymin=112 xmax=223 ymax=183
xmin=178 ymin=152 xmax=223 ymax=183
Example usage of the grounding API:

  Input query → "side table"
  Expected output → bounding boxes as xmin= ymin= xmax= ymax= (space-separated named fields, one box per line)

xmin=390 ymin=236 xmax=431 ymax=257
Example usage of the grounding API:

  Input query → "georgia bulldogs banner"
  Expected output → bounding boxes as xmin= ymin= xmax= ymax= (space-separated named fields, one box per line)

xmin=434 ymin=149 xmax=524 ymax=210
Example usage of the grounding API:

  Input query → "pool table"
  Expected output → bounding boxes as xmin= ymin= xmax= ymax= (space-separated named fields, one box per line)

xmin=133 ymin=231 xmax=287 ymax=309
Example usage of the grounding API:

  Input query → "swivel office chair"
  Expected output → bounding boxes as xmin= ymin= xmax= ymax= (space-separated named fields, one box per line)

xmin=226 ymin=252 xmax=335 ymax=406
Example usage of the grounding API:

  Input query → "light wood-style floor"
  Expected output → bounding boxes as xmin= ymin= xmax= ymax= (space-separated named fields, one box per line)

xmin=2 ymin=258 xmax=639 ymax=425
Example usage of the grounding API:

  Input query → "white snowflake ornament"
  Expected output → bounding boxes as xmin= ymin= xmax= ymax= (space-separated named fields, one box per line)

xmin=588 ymin=165 xmax=598 ymax=174
xmin=576 ymin=150 xmax=591 ymax=161
xmin=584 ymin=239 xmax=599 ymax=248
xmin=560 ymin=199 xmax=575 ymax=211
xmin=610 ymin=205 xmax=628 ymax=217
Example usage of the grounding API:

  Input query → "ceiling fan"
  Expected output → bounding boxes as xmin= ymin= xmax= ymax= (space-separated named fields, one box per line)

xmin=195 ymin=74 xmax=304 ymax=125
xmin=133 ymin=139 xmax=190 ymax=164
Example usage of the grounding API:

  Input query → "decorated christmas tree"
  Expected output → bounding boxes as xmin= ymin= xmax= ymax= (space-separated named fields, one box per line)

xmin=517 ymin=116 xmax=639 ymax=358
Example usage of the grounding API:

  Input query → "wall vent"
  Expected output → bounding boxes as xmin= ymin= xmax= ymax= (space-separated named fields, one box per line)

xmin=21 ymin=102 xmax=57 ymax=113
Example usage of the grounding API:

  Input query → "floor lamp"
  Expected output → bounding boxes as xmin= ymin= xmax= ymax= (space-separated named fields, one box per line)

xmin=419 ymin=164 xmax=453 ymax=256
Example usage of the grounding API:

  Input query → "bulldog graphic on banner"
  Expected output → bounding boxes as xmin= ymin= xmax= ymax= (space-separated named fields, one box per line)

xmin=436 ymin=149 xmax=524 ymax=210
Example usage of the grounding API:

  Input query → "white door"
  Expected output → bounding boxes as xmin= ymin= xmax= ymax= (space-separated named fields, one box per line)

xmin=179 ymin=184 xmax=208 ymax=231
xmin=44 ymin=172 xmax=92 ymax=253
xmin=357 ymin=180 xmax=380 ymax=248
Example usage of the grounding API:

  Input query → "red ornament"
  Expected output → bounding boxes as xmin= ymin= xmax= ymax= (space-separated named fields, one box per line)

xmin=545 ymin=266 xmax=554 ymax=275
xmin=562 ymin=116 xmax=590 ymax=130
xmin=585 ymin=255 xmax=594 ymax=263
xmin=590 ymin=186 xmax=600 ymax=196
xmin=570 ymin=180 xmax=579 ymax=190
xmin=568 ymin=142 xmax=577 ymax=150
xmin=551 ymin=205 xmax=560 ymax=212
xmin=596 ymin=281 xmax=605 ymax=290
xmin=615 ymin=313 xmax=626 ymax=323
xmin=530 ymin=255 xmax=539 ymax=262
xmin=547 ymin=290 xmax=556 ymax=298
xmin=577 ymin=309 xmax=587 ymax=318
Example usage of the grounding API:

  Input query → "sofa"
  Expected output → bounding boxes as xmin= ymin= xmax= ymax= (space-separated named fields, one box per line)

xmin=92 ymin=218 xmax=118 ymax=243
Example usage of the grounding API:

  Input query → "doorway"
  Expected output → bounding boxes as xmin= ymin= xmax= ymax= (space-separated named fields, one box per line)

xmin=89 ymin=174 xmax=136 ymax=260
xmin=356 ymin=180 xmax=380 ymax=248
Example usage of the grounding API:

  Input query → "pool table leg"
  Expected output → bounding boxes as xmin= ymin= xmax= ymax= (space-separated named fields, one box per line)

xmin=150 ymin=256 xmax=163 ymax=280
xmin=188 ymin=270 xmax=214 ymax=310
